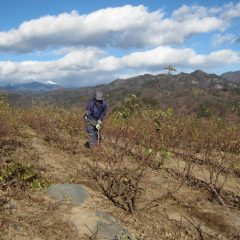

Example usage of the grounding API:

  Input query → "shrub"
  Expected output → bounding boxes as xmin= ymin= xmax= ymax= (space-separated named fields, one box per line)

xmin=112 ymin=94 xmax=143 ymax=124
xmin=0 ymin=162 xmax=48 ymax=190
xmin=0 ymin=94 xmax=18 ymax=139
xmin=197 ymin=101 xmax=213 ymax=118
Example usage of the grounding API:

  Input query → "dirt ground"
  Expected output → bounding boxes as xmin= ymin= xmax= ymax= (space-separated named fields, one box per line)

xmin=0 ymin=126 xmax=240 ymax=240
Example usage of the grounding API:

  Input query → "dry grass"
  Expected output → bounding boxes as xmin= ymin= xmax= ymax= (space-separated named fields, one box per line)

xmin=1 ymin=95 xmax=240 ymax=239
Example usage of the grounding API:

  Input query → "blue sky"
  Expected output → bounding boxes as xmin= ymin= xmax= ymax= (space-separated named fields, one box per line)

xmin=0 ymin=0 xmax=239 ymax=87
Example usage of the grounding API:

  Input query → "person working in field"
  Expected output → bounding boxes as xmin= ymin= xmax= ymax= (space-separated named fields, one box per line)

xmin=84 ymin=90 xmax=107 ymax=148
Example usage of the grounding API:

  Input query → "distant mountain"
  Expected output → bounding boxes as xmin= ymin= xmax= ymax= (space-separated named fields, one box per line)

xmin=1 ymin=81 xmax=62 ymax=92
xmin=106 ymin=69 xmax=239 ymax=95
xmin=221 ymin=71 xmax=240 ymax=83
xmin=3 ymin=70 xmax=240 ymax=116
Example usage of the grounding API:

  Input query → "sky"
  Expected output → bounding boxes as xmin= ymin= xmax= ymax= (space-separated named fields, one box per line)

xmin=0 ymin=0 xmax=239 ymax=87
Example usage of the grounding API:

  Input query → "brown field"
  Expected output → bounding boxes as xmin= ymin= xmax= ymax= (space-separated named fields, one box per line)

xmin=1 ymin=96 xmax=240 ymax=240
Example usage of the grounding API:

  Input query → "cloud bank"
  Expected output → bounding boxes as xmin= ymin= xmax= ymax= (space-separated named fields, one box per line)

xmin=0 ymin=3 xmax=239 ymax=86
xmin=1 ymin=46 xmax=239 ymax=87
xmin=0 ymin=4 xmax=240 ymax=53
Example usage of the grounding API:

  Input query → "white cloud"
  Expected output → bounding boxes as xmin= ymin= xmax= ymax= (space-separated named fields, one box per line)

xmin=96 ymin=56 xmax=121 ymax=71
xmin=121 ymin=47 xmax=194 ymax=68
xmin=213 ymin=33 xmax=238 ymax=46
xmin=0 ymin=46 xmax=239 ymax=87
xmin=172 ymin=4 xmax=220 ymax=20
xmin=0 ymin=3 xmax=239 ymax=53
xmin=56 ymin=47 xmax=104 ymax=70
xmin=0 ymin=47 xmax=106 ymax=86
xmin=121 ymin=47 xmax=240 ymax=69
xmin=221 ymin=2 xmax=240 ymax=18
xmin=205 ymin=49 xmax=240 ymax=64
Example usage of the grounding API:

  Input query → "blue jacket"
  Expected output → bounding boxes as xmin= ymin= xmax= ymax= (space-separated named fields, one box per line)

xmin=86 ymin=99 xmax=107 ymax=121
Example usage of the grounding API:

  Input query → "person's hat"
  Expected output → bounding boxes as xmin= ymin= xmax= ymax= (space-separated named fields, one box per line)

xmin=95 ymin=90 xmax=104 ymax=100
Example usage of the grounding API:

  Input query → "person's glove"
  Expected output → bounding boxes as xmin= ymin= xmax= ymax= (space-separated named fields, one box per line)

xmin=96 ymin=120 xmax=102 ymax=130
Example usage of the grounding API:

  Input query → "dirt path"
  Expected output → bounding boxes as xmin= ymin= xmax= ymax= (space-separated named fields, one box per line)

xmin=22 ymin=126 xmax=83 ymax=182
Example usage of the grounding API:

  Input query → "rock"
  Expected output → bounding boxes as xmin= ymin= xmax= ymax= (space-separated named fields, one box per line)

xmin=46 ymin=184 xmax=90 ymax=205
xmin=46 ymin=184 xmax=134 ymax=239
xmin=95 ymin=210 xmax=133 ymax=239
xmin=69 ymin=207 xmax=134 ymax=240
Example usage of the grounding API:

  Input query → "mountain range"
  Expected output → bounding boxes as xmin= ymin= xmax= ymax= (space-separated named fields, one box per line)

xmin=2 ymin=70 xmax=240 ymax=116
xmin=0 ymin=70 xmax=239 ymax=93
xmin=221 ymin=71 xmax=240 ymax=83
xmin=0 ymin=81 xmax=62 ymax=92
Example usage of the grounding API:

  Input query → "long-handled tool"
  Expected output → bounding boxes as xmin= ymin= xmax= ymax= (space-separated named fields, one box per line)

xmin=97 ymin=128 xmax=100 ymax=145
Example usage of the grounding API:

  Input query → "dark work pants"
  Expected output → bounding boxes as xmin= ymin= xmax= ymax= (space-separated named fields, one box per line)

xmin=86 ymin=125 xmax=98 ymax=146
xmin=86 ymin=119 xmax=99 ymax=146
